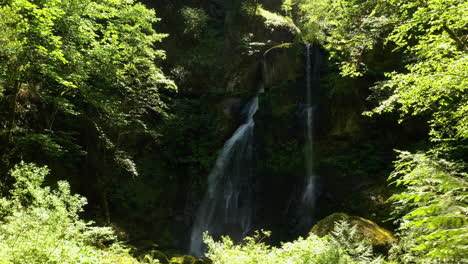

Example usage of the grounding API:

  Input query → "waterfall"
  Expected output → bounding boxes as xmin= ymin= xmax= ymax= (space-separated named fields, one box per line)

xmin=303 ymin=44 xmax=316 ymax=208
xmin=297 ymin=44 xmax=321 ymax=230
xmin=189 ymin=83 xmax=263 ymax=256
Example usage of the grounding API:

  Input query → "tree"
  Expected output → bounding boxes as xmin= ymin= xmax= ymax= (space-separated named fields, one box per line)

xmin=0 ymin=0 xmax=175 ymax=172
xmin=298 ymin=0 xmax=394 ymax=76
xmin=0 ymin=0 xmax=174 ymax=139
xmin=368 ymin=0 xmax=467 ymax=143
xmin=180 ymin=7 xmax=209 ymax=40
xmin=0 ymin=0 xmax=176 ymax=223
xmin=388 ymin=152 xmax=467 ymax=264
xmin=298 ymin=0 xmax=467 ymax=141
xmin=0 ymin=162 xmax=146 ymax=263
xmin=298 ymin=0 xmax=468 ymax=262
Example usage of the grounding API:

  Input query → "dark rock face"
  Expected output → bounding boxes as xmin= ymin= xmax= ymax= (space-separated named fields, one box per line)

xmin=105 ymin=0 xmax=426 ymax=254
xmin=263 ymin=43 xmax=303 ymax=89
xmin=147 ymin=0 xmax=299 ymax=94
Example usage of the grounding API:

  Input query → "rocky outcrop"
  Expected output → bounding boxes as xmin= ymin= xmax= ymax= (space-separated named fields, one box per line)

xmin=263 ymin=43 xmax=303 ymax=89
xmin=311 ymin=213 xmax=396 ymax=247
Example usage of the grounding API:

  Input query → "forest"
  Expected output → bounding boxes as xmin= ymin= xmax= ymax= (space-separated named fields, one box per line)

xmin=0 ymin=0 xmax=466 ymax=263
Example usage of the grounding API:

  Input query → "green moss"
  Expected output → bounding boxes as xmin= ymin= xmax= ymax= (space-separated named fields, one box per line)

xmin=169 ymin=255 xmax=210 ymax=264
xmin=264 ymin=42 xmax=293 ymax=56
xmin=311 ymin=213 xmax=396 ymax=246
xmin=256 ymin=6 xmax=300 ymax=34
xmin=263 ymin=42 xmax=303 ymax=89
xmin=265 ymin=139 xmax=302 ymax=173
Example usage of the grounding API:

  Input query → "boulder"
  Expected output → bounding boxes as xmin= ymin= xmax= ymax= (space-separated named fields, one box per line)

xmin=311 ymin=212 xmax=396 ymax=247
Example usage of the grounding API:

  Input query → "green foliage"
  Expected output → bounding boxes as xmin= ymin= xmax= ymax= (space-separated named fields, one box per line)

xmin=0 ymin=0 xmax=174 ymax=100
xmin=367 ymin=0 xmax=467 ymax=142
xmin=203 ymin=223 xmax=387 ymax=264
xmin=257 ymin=5 xmax=300 ymax=34
xmin=281 ymin=0 xmax=294 ymax=17
xmin=299 ymin=0 xmax=467 ymax=142
xmin=180 ymin=7 xmax=209 ymax=40
xmin=168 ymin=5 xmax=224 ymax=91
xmin=183 ymin=28 xmax=225 ymax=89
xmin=0 ymin=0 xmax=175 ymax=177
xmin=299 ymin=2 xmax=467 ymax=263
xmin=16 ymin=134 xmax=66 ymax=159
xmin=161 ymin=97 xmax=224 ymax=176
xmin=298 ymin=0 xmax=393 ymax=75
xmin=266 ymin=140 xmax=302 ymax=173
xmin=388 ymin=152 xmax=468 ymax=264
xmin=240 ymin=0 xmax=259 ymax=18
xmin=329 ymin=220 xmax=382 ymax=264
xmin=0 ymin=162 xmax=146 ymax=263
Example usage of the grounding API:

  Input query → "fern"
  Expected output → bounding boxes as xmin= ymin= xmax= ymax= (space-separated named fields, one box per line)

xmin=329 ymin=220 xmax=385 ymax=264
xmin=388 ymin=151 xmax=468 ymax=264
xmin=203 ymin=225 xmax=388 ymax=264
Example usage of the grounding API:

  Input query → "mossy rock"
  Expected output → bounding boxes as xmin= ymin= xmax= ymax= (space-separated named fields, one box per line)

xmin=311 ymin=213 xmax=396 ymax=246
xmin=256 ymin=6 xmax=300 ymax=36
xmin=263 ymin=43 xmax=303 ymax=89
xmin=169 ymin=255 xmax=211 ymax=264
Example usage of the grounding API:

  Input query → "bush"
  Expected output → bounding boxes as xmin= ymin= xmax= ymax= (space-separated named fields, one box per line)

xmin=0 ymin=162 xmax=149 ymax=264
xmin=203 ymin=222 xmax=388 ymax=264
xmin=180 ymin=7 xmax=209 ymax=39
xmin=388 ymin=152 xmax=468 ymax=264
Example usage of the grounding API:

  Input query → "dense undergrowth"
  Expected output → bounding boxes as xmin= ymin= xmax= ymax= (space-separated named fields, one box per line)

xmin=204 ymin=221 xmax=390 ymax=264
xmin=0 ymin=0 xmax=466 ymax=263
xmin=0 ymin=162 xmax=391 ymax=264
xmin=0 ymin=162 xmax=147 ymax=263
xmin=0 ymin=161 xmax=391 ymax=264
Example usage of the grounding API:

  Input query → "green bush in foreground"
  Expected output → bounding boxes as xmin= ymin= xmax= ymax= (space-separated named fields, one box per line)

xmin=0 ymin=162 xmax=151 ymax=264
xmin=388 ymin=152 xmax=468 ymax=264
xmin=204 ymin=221 xmax=391 ymax=264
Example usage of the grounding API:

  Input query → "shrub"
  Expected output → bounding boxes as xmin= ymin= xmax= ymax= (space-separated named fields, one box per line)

xmin=0 ymin=162 xmax=148 ymax=264
xmin=203 ymin=222 xmax=388 ymax=264
xmin=180 ymin=7 xmax=209 ymax=39
xmin=388 ymin=152 xmax=468 ymax=264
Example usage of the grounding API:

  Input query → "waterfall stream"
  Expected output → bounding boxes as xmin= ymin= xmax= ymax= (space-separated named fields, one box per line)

xmin=189 ymin=45 xmax=322 ymax=255
xmin=189 ymin=83 xmax=263 ymax=256
xmin=296 ymin=44 xmax=322 ymax=231
xmin=302 ymin=44 xmax=316 ymax=209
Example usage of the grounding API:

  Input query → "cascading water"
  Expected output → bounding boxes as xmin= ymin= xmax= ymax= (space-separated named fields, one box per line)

xmin=297 ymin=44 xmax=322 ymax=230
xmin=189 ymin=83 xmax=264 ymax=256
xmin=303 ymin=44 xmax=316 ymax=208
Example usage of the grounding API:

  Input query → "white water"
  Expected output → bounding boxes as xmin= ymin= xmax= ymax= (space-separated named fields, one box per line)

xmin=189 ymin=86 xmax=263 ymax=256
xmin=303 ymin=44 xmax=316 ymax=207
xmin=297 ymin=44 xmax=321 ymax=228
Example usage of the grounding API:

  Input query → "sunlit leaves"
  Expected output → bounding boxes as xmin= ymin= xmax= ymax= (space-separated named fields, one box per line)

xmin=388 ymin=152 xmax=468 ymax=263
xmin=299 ymin=0 xmax=467 ymax=141
xmin=0 ymin=0 xmax=175 ymax=176
xmin=204 ymin=223 xmax=387 ymax=264
xmin=0 ymin=162 xmax=139 ymax=263
xmin=298 ymin=2 xmax=468 ymax=263
xmin=298 ymin=0 xmax=394 ymax=76
xmin=0 ymin=0 xmax=175 ymax=116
